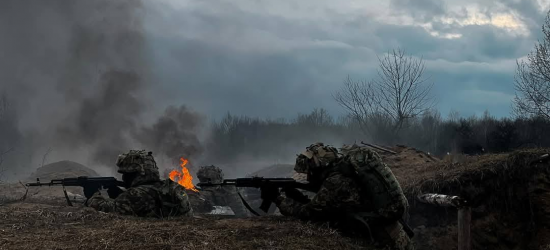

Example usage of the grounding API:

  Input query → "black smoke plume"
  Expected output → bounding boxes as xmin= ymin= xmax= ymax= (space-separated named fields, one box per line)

xmin=0 ymin=0 xmax=204 ymax=178
xmin=136 ymin=105 xmax=205 ymax=163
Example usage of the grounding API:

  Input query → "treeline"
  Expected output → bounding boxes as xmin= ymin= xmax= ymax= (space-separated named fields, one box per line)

xmin=204 ymin=109 xmax=550 ymax=163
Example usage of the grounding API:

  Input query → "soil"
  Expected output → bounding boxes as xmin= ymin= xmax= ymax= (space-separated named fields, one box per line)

xmin=247 ymin=164 xmax=295 ymax=178
xmin=28 ymin=161 xmax=100 ymax=181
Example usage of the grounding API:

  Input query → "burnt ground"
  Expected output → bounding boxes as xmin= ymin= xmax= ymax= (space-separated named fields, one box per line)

xmin=0 ymin=188 xmax=370 ymax=250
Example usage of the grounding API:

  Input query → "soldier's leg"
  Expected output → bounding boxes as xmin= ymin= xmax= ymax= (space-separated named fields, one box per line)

xmin=381 ymin=221 xmax=414 ymax=250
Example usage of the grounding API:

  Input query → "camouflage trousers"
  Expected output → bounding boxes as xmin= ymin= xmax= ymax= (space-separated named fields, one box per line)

xmin=375 ymin=221 xmax=414 ymax=250
xmin=346 ymin=214 xmax=414 ymax=250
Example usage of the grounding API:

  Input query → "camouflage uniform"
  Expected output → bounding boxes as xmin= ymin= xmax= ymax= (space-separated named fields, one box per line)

xmin=88 ymin=150 xmax=193 ymax=218
xmin=197 ymin=165 xmax=251 ymax=217
xmin=274 ymin=143 xmax=413 ymax=250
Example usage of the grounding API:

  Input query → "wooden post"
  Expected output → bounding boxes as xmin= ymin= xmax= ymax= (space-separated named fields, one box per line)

xmin=417 ymin=193 xmax=471 ymax=250
xmin=458 ymin=207 xmax=471 ymax=250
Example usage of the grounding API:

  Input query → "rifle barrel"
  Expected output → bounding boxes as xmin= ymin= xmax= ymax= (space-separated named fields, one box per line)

xmin=197 ymin=177 xmax=317 ymax=192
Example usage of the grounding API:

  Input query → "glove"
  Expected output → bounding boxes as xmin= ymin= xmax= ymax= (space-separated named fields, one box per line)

xmin=282 ymin=187 xmax=310 ymax=204
xmin=107 ymin=186 xmax=124 ymax=199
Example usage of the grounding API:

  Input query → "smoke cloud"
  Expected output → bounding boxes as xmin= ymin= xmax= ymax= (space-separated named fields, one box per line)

xmin=56 ymin=70 xmax=145 ymax=166
xmin=135 ymin=105 xmax=205 ymax=171
xmin=0 ymin=0 xmax=204 ymax=178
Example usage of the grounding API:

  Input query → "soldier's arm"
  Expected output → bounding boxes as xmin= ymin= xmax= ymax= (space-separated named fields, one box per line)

xmin=275 ymin=174 xmax=363 ymax=220
xmin=88 ymin=187 xmax=159 ymax=217
xmin=87 ymin=191 xmax=117 ymax=213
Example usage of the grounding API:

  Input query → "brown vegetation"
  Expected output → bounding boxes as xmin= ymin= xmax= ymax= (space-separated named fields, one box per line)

xmin=0 ymin=201 xmax=369 ymax=250
xmin=386 ymin=147 xmax=550 ymax=250
xmin=290 ymin=145 xmax=550 ymax=249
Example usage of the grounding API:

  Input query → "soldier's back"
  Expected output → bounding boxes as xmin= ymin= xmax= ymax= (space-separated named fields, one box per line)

xmin=156 ymin=179 xmax=193 ymax=217
xmin=116 ymin=180 xmax=192 ymax=217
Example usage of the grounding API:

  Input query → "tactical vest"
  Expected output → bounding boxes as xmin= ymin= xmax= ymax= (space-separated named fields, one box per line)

xmin=339 ymin=145 xmax=407 ymax=221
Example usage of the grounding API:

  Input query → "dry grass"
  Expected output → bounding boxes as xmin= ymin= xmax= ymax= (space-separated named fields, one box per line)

xmin=388 ymin=148 xmax=550 ymax=249
xmin=392 ymin=149 xmax=550 ymax=203
xmin=0 ymin=200 xmax=371 ymax=250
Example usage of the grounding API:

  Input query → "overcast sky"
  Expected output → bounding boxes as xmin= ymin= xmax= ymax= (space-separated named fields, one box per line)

xmin=141 ymin=0 xmax=549 ymax=120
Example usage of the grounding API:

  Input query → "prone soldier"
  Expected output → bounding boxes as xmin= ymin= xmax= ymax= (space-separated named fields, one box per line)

xmin=87 ymin=150 xmax=193 ymax=217
xmin=197 ymin=165 xmax=251 ymax=217
xmin=272 ymin=143 xmax=414 ymax=250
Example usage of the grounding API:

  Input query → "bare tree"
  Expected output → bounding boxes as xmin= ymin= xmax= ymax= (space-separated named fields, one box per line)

xmin=334 ymin=48 xmax=434 ymax=141
xmin=296 ymin=108 xmax=334 ymax=127
xmin=0 ymin=92 xmax=16 ymax=182
xmin=0 ymin=92 xmax=8 ymax=121
xmin=0 ymin=147 xmax=14 ymax=181
xmin=513 ymin=11 xmax=550 ymax=119
xmin=448 ymin=109 xmax=461 ymax=123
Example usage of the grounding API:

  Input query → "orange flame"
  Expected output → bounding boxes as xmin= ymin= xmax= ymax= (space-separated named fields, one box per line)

xmin=169 ymin=157 xmax=198 ymax=192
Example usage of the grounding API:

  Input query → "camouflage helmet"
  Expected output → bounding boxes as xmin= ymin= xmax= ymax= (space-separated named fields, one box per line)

xmin=115 ymin=150 xmax=161 ymax=186
xmin=294 ymin=142 xmax=339 ymax=174
xmin=116 ymin=150 xmax=159 ymax=176
xmin=197 ymin=165 xmax=224 ymax=183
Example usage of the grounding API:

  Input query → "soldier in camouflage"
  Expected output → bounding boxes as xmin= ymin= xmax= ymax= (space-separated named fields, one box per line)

xmin=87 ymin=150 xmax=193 ymax=217
xmin=197 ymin=165 xmax=251 ymax=217
xmin=273 ymin=143 xmax=413 ymax=250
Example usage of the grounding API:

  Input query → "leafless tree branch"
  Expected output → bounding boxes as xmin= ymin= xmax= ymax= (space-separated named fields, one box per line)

xmin=0 ymin=92 xmax=9 ymax=121
xmin=334 ymin=48 xmax=435 ymax=142
xmin=513 ymin=11 xmax=550 ymax=119
xmin=41 ymin=147 xmax=53 ymax=168
xmin=0 ymin=147 xmax=14 ymax=182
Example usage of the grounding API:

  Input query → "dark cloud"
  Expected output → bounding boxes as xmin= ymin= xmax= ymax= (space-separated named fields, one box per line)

xmin=141 ymin=0 xmax=545 ymax=122
xmin=390 ymin=0 xmax=447 ymax=22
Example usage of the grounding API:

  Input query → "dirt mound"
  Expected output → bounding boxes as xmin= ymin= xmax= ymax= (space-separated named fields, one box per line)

xmin=395 ymin=149 xmax=550 ymax=250
xmin=21 ymin=161 xmax=100 ymax=198
xmin=291 ymin=144 xmax=441 ymax=183
xmin=29 ymin=161 xmax=99 ymax=181
xmin=247 ymin=164 xmax=294 ymax=178
xmin=383 ymin=144 xmax=440 ymax=167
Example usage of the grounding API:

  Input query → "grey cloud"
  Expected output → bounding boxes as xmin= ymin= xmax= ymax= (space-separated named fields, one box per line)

xmin=498 ymin=0 xmax=546 ymax=31
xmin=141 ymin=0 xmax=544 ymax=122
xmin=390 ymin=0 xmax=447 ymax=22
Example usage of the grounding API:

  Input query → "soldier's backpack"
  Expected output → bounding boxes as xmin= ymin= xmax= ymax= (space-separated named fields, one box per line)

xmin=338 ymin=144 xmax=408 ymax=221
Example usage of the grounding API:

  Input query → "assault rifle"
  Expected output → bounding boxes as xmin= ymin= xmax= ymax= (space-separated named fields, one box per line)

xmin=197 ymin=177 xmax=317 ymax=215
xmin=26 ymin=176 xmax=125 ymax=206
